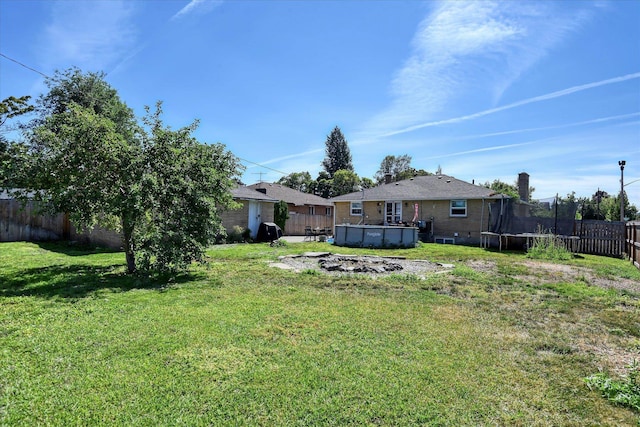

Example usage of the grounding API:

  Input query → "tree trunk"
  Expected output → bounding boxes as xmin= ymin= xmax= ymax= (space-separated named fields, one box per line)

xmin=122 ymin=215 xmax=136 ymax=274
xmin=125 ymin=249 xmax=136 ymax=274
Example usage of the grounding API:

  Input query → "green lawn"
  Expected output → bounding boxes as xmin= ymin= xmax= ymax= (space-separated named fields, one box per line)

xmin=1 ymin=241 xmax=639 ymax=425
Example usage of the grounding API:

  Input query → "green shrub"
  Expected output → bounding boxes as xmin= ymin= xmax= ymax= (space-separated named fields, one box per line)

xmin=227 ymin=226 xmax=250 ymax=243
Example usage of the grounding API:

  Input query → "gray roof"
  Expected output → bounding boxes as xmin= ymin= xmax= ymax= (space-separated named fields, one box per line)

xmin=231 ymin=185 xmax=278 ymax=202
xmin=330 ymin=175 xmax=509 ymax=202
xmin=248 ymin=183 xmax=332 ymax=207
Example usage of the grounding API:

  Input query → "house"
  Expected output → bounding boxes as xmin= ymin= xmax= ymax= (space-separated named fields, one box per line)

xmin=247 ymin=183 xmax=333 ymax=235
xmin=330 ymin=175 xmax=508 ymax=245
xmin=220 ymin=186 xmax=278 ymax=239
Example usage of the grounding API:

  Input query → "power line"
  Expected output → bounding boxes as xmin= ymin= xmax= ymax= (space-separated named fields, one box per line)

xmin=0 ymin=52 xmax=49 ymax=79
xmin=238 ymin=157 xmax=289 ymax=176
xmin=0 ymin=52 xmax=296 ymax=182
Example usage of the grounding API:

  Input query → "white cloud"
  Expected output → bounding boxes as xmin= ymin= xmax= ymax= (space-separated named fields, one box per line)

xmin=41 ymin=1 xmax=137 ymax=71
xmin=364 ymin=1 xmax=597 ymax=136
xmin=171 ymin=0 xmax=222 ymax=21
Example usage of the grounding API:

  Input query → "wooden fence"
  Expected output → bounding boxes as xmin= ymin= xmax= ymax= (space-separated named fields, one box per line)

xmin=1 ymin=199 xmax=69 ymax=242
xmin=627 ymin=221 xmax=640 ymax=269
xmin=0 ymin=199 xmax=122 ymax=248
xmin=575 ymin=220 xmax=626 ymax=258
xmin=283 ymin=213 xmax=333 ymax=236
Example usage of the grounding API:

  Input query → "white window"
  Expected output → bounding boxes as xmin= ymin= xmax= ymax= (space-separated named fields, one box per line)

xmin=308 ymin=206 xmax=316 ymax=215
xmin=325 ymin=207 xmax=332 ymax=216
xmin=350 ymin=201 xmax=362 ymax=216
xmin=450 ymin=200 xmax=467 ymax=217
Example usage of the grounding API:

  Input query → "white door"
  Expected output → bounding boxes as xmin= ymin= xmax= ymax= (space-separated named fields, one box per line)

xmin=385 ymin=201 xmax=402 ymax=224
xmin=248 ymin=201 xmax=262 ymax=238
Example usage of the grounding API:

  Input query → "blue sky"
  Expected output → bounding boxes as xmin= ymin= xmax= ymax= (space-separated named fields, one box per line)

xmin=1 ymin=0 xmax=639 ymax=206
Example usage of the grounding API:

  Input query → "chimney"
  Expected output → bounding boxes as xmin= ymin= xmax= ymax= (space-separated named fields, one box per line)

xmin=384 ymin=173 xmax=392 ymax=184
xmin=518 ymin=172 xmax=529 ymax=202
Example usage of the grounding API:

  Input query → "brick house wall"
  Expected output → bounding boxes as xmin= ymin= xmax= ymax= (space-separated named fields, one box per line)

xmin=334 ymin=199 xmax=489 ymax=244
xmin=219 ymin=200 xmax=275 ymax=236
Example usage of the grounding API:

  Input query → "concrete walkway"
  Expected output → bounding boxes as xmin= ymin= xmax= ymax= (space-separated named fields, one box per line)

xmin=280 ymin=235 xmax=333 ymax=244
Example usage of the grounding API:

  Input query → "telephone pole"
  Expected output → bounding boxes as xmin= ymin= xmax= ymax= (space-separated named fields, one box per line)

xmin=619 ymin=160 xmax=626 ymax=222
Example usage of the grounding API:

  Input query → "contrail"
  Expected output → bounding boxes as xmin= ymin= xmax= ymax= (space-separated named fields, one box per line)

xmin=381 ymin=72 xmax=640 ymax=137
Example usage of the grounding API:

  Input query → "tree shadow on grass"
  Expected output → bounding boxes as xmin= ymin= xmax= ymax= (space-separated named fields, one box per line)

xmin=35 ymin=241 xmax=123 ymax=256
xmin=0 ymin=263 xmax=206 ymax=299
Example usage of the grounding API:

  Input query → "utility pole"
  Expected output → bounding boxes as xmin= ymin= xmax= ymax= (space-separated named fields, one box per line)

xmin=619 ymin=160 xmax=626 ymax=222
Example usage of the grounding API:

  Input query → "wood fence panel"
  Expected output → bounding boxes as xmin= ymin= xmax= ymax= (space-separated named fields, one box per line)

xmin=627 ymin=221 xmax=640 ymax=269
xmin=0 ymin=199 xmax=121 ymax=248
xmin=576 ymin=220 xmax=625 ymax=257
xmin=0 ymin=199 xmax=66 ymax=242
xmin=284 ymin=213 xmax=333 ymax=235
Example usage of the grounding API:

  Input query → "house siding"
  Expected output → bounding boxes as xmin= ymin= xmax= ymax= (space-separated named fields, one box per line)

xmin=219 ymin=200 xmax=274 ymax=235
xmin=334 ymin=199 xmax=488 ymax=244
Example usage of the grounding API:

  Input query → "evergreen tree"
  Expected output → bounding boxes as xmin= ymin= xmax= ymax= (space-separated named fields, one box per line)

xmin=321 ymin=126 xmax=353 ymax=177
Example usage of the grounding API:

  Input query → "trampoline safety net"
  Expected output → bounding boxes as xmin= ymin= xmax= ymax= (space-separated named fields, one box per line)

xmin=488 ymin=197 xmax=578 ymax=236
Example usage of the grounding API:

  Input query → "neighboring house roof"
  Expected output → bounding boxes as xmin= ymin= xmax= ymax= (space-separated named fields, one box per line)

xmin=330 ymin=175 xmax=509 ymax=202
xmin=248 ymin=182 xmax=332 ymax=207
xmin=231 ymin=186 xmax=278 ymax=203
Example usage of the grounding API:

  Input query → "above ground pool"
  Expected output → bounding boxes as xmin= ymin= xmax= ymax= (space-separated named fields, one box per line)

xmin=333 ymin=225 xmax=419 ymax=248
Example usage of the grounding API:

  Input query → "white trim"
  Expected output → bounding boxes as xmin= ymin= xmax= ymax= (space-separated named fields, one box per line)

xmin=450 ymin=200 xmax=467 ymax=217
xmin=350 ymin=201 xmax=363 ymax=216
xmin=385 ymin=201 xmax=402 ymax=224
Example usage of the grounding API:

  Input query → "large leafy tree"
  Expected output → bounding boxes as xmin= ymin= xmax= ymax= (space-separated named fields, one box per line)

xmin=276 ymin=171 xmax=314 ymax=193
xmin=331 ymin=169 xmax=361 ymax=197
xmin=373 ymin=154 xmax=431 ymax=184
xmin=484 ymin=179 xmax=520 ymax=199
xmin=321 ymin=126 xmax=353 ymax=177
xmin=135 ymin=103 xmax=242 ymax=272
xmin=17 ymin=69 xmax=242 ymax=273
xmin=578 ymin=190 xmax=609 ymax=220
xmin=1 ymin=96 xmax=34 ymax=188
xmin=360 ymin=177 xmax=375 ymax=189
xmin=0 ymin=95 xmax=34 ymax=128
xmin=596 ymin=191 xmax=638 ymax=221
xmin=312 ymin=171 xmax=333 ymax=199
xmin=484 ymin=179 xmax=535 ymax=201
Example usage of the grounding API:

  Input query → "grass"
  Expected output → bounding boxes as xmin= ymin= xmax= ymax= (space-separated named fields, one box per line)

xmin=585 ymin=360 xmax=640 ymax=412
xmin=1 ymin=241 xmax=639 ymax=425
xmin=526 ymin=233 xmax=573 ymax=261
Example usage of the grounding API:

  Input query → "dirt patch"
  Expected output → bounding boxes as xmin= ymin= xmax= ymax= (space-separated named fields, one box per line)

xmin=271 ymin=252 xmax=451 ymax=277
xmin=520 ymin=260 xmax=640 ymax=294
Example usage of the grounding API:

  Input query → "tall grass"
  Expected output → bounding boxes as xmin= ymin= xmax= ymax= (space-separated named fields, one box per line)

xmin=526 ymin=227 xmax=573 ymax=261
